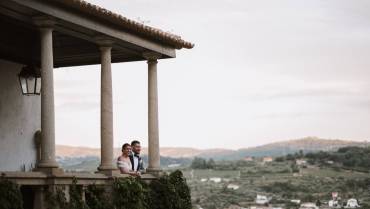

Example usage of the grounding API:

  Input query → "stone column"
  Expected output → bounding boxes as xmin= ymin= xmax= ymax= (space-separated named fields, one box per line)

xmin=33 ymin=187 xmax=46 ymax=209
xmin=97 ymin=40 xmax=115 ymax=172
xmin=33 ymin=17 xmax=59 ymax=169
xmin=144 ymin=52 xmax=162 ymax=172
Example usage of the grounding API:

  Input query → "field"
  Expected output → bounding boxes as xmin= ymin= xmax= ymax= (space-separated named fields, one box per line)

xmin=176 ymin=161 xmax=370 ymax=209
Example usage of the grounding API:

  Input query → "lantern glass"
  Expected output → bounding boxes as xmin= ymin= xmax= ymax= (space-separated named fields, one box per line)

xmin=35 ymin=77 xmax=41 ymax=94
xmin=19 ymin=77 xmax=28 ymax=94
xmin=27 ymin=76 xmax=36 ymax=94
xmin=18 ymin=65 xmax=41 ymax=96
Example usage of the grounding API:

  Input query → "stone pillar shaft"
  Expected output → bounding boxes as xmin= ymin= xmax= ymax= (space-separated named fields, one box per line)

xmin=38 ymin=26 xmax=58 ymax=168
xmin=98 ymin=46 xmax=114 ymax=171
xmin=147 ymin=58 xmax=161 ymax=171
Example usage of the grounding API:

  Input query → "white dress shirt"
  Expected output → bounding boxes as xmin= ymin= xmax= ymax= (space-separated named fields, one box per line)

xmin=133 ymin=155 xmax=139 ymax=171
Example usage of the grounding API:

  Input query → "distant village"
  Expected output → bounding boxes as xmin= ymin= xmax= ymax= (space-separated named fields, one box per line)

xmin=189 ymin=151 xmax=369 ymax=209
xmin=195 ymin=177 xmax=362 ymax=209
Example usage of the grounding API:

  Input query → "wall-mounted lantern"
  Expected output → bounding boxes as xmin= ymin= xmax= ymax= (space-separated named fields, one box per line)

xmin=18 ymin=65 xmax=41 ymax=95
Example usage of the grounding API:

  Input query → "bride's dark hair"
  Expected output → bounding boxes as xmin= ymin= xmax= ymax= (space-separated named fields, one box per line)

xmin=121 ymin=143 xmax=130 ymax=152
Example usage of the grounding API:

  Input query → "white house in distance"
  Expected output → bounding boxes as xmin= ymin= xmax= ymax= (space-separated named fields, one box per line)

xmin=227 ymin=184 xmax=240 ymax=190
xmin=291 ymin=199 xmax=301 ymax=204
xmin=250 ymin=206 xmax=282 ymax=209
xmin=329 ymin=192 xmax=341 ymax=208
xmin=244 ymin=156 xmax=254 ymax=161
xmin=210 ymin=177 xmax=222 ymax=183
xmin=345 ymin=199 xmax=360 ymax=208
xmin=256 ymin=194 xmax=270 ymax=205
xmin=263 ymin=157 xmax=273 ymax=163
xmin=296 ymin=159 xmax=307 ymax=166
xmin=0 ymin=0 xmax=193 ymax=208
xmin=328 ymin=200 xmax=341 ymax=208
xmin=299 ymin=203 xmax=319 ymax=209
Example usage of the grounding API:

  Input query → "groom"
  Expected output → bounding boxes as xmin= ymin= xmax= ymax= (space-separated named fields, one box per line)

xmin=130 ymin=140 xmax=145 ymax=174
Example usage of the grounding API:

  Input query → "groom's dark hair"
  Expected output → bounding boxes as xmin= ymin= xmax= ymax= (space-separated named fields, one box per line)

xmin=131 ymin=140 xmax=140 ymax=146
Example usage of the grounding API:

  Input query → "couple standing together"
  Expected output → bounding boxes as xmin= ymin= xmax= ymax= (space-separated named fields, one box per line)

xmin=117 ymin=140 xmax=145 ymax=177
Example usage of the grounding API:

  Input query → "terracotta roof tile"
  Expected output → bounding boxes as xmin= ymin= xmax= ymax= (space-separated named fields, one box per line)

xmin=49 ymin=0 xmax=194 ymax=49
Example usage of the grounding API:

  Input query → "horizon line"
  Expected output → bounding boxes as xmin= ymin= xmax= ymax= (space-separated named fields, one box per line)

xmin=56 ymin=136 xmax=370 ymax=150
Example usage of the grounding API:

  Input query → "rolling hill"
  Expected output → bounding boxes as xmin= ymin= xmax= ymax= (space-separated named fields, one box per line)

xmin=206 ymin=136 xmax=370 ymax=160
xmin=56 ymin=136 xmax=369 ymax=160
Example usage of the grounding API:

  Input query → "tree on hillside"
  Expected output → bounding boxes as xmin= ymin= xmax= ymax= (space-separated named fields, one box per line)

xmin=207 ymin=158 xmax=215 ymax=169
xmin=191 ymin=157 xmax=207 ymax=169
xmin=190 ymin=157 xmax=216 ymax=169
xmin=303 ymin=146 xmax=370 ymax=171
xmin=275 ymin=156 xmax=285 ymax=162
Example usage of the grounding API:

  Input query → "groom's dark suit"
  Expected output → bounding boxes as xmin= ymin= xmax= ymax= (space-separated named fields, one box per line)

xmin=129 ymin=153 xmax=144 ymax=172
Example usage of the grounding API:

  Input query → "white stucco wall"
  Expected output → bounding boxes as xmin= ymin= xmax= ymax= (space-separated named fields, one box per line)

xmin=0 ymin=59 xmax=40 ymax=171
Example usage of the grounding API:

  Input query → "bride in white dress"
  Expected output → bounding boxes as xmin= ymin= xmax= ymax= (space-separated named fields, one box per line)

xmin=117 ymin=143 xmax=140 ymax=176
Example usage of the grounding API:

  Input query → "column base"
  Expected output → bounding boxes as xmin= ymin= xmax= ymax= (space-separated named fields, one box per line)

xmin=97 ymin=164 xmax=116 ymax=170
xmin=97 ymin=164 xmax=119 ymax=176
xmin=37 ymin=161 xmax=59 ymax=168
xmin=146 ymin=167 xmax=163 ymax=176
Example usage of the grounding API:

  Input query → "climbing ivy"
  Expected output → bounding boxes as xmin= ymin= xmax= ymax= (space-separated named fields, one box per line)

xmin=85 ymin=184 xmax=113 ymax=209
xmin=169 ymin=170 xmax=192 ymax=209
xmin=112 ymin=177 xmax=148 ymax=209
xmin=148 ymin=170 xmax=192 ymax=209
xmin=148 ymin=174 xmax=177 ymax=209
xmin=44 ymin=186 xmax=68 ymax=209
xmin=45 ymin=177 xmax=88 ymax=209
xmin=0 ymin=177 xmax=23 ymax=209
xmin=69 ymin=178 xmax=88 ymax=209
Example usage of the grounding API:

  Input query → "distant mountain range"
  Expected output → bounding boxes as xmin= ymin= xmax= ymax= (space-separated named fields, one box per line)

xmin=206 ymin=137 xmax=369 ymax=160
xmin=56 ymin=136 xmax=369 ymax=161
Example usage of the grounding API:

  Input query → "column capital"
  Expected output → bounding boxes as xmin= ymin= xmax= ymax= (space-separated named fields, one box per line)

xmin=95 ymin=36 xmax=114 ymax=47
xmin=143 ymin=51 xmax=161 ymax=61
xmin=99 ymin=46 xmax=112 ymax=54
xmin=32 ymin=16 xmax=56 ymax=28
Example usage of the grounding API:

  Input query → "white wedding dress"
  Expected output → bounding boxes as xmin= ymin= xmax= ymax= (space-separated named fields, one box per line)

xmin=117 ymin=158 xmax=132 ymax=173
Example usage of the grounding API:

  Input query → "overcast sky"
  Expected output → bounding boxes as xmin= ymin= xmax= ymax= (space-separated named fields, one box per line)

xmin=54 ymin=0 xmax=370 ymax=149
